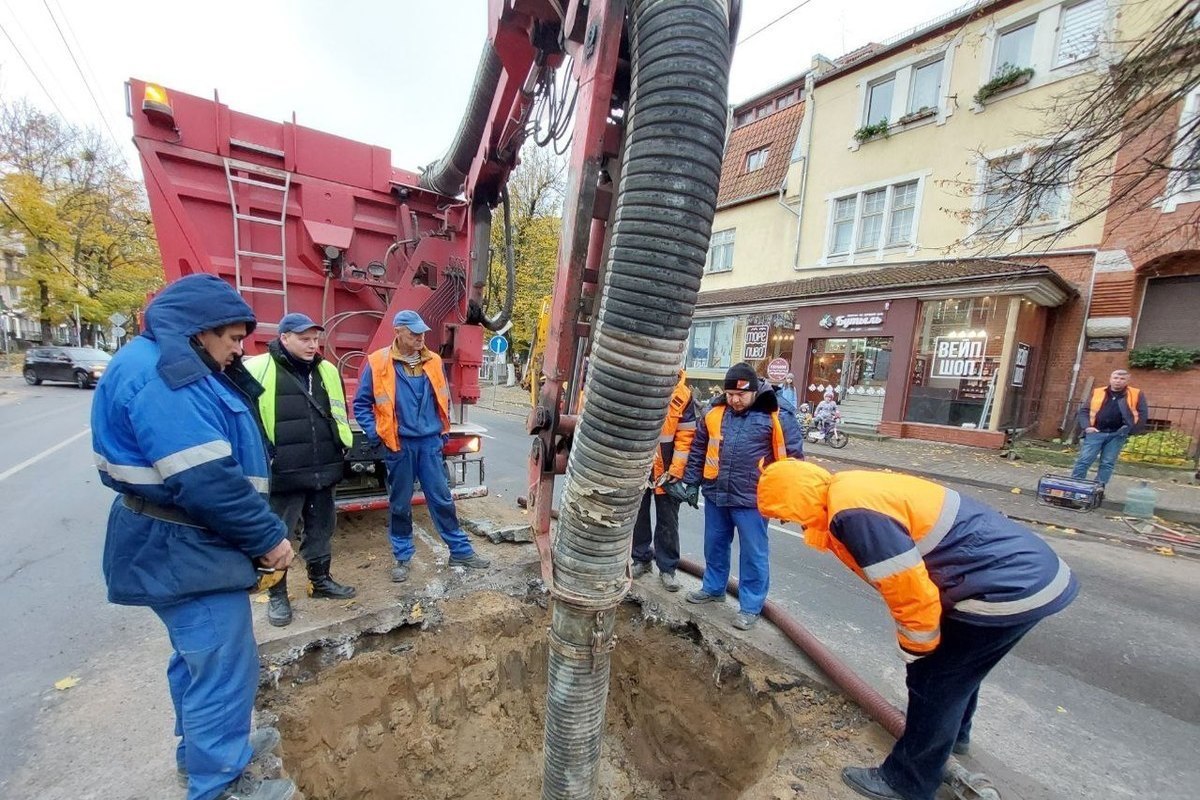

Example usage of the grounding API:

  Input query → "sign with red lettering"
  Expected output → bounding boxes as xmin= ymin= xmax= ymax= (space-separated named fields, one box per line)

xmin=766 ymin=358 xmax=790 ymax=382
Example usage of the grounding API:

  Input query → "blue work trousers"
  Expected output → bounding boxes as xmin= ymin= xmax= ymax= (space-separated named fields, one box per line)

xmin=1071 ymin=430 xmax=1128 ymax=485
xmin=152 ymin=591 xmax=257 ymax=800
xmin=700 ymin=503 xmax=770 ymax=615
xmin=881 ymin=616 xmax=1039 ymax=800
xmin=384 ymin=436 xmax=475 ymax=563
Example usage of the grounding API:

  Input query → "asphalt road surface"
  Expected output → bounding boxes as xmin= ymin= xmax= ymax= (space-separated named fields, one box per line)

xmin=472 ymin=404 xmax=1200 ymax=800
xmin=1 ymin=378 xmax=1196 ymax=799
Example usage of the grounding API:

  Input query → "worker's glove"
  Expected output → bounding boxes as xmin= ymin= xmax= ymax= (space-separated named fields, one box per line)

xmin=683 ymin=483 xmax=701 ymax=509
xmin=664 ymin=479 xmax=694 ymax=507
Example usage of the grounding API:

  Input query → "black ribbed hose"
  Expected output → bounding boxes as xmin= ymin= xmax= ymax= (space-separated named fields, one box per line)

xmin=419 ymin=43 xmax=502 ymax=197
xmin=540 ymin=2 xmax=732 ymax=798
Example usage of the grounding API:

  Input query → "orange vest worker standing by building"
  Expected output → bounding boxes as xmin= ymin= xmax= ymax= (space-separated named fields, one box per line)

xmin=1071 ymin=368 xmax=1148 ymax=486
xmin=352 ymin=310 xmax=490 ymax=582
xmin=758 ymin=460 xmax=1078 ymax=800
xmin=631 ymin=370 xmax=696 ymax=592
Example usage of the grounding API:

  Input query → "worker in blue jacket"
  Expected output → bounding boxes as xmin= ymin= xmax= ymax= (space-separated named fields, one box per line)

xmin=92 ymin=275 xmax=297 ymax=800
xmin=674 ymin=362 xmax=804 ymax=630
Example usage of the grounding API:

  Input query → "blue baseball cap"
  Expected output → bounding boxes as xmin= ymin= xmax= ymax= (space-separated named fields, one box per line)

xmin=392 ymin=310 xmax=431 ymax=333
xmin=278 ymin=312 xmax=324 ymax=334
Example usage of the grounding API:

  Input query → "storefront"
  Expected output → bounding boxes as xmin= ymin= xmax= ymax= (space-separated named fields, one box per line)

xmin=692 ymin=260 xmax=1075 ymax=448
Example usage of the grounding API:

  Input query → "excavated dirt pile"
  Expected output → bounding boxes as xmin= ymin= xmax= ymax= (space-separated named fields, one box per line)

xmin=259 ymin=591 xmax=883 ymax=800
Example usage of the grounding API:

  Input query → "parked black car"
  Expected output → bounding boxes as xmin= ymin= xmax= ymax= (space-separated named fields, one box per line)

xmin=22 ymin=346 xmax=111 ymax=389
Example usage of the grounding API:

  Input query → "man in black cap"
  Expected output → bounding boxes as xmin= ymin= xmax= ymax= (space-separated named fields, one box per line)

xmin=245 ymin=312 xmax=356 ymax=627
xmin=674 ymin=362 xmax=804 ymax=630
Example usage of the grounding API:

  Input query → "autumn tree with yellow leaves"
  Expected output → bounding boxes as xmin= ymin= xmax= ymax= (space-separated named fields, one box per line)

xmin=0 ymin=100 xmax=161 ymax=345
xmin=486 ymin=143 xmax=565 ymax=366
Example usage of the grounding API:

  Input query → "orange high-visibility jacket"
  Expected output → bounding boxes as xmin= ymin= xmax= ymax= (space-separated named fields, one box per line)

xmin=701 ymin=405 xmax=787 ymax=480
xmin=651 ymin=373 xmax=697 ymax=494
xmin=366 ymin=347 xmax=451 ymax=452
xmin=1087 ymin=386 xmax=1142 ymax=428
xmin=759 ymin=464 xmax=1077 ymax=657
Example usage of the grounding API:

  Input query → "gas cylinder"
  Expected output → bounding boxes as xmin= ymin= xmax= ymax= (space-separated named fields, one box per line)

xmin=1123 ymin=481 xmax=1158 ymax=519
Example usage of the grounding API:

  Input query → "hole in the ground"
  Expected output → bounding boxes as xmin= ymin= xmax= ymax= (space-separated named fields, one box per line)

xmin=260 ymin=592 xmax=873 ymax=799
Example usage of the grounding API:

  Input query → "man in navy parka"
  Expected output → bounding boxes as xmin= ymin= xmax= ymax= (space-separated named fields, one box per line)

xmin=92 ymin=274 xmax=297 ymax=800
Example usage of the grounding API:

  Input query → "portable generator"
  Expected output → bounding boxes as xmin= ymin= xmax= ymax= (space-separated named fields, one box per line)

xmin=1036 ymin=474 xmax=1105 ymax=512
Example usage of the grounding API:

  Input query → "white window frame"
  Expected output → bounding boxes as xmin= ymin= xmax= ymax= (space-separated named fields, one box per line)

xmin=745 ymin=147 xmax=769 ymax=172
xmin=973 ymin=145 xmax=1073 ymax=238
xmin=1163 ymin=88 xmax=1200 ymax=213
xmin=686 ymin=317 xmax=737 ymax=370
xmin=975 ymin=0 xmax=1112 ymax=110
xmin=907 ymin=57 xmax=945 ymax=116
xmin=992 ymin=19 xmax=1038 ymax=76
xmin=706 ymin=228 xmax=735 ymax=274
xmin=823 ymin=173 xmax=926 ymax=264
xmin=852 ymin=50 xmax=951 ymax=147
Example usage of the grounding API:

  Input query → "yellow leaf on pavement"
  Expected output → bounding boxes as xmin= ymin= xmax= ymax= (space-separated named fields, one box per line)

xmin=1155 ymin=546 xmax=1176 ymax=557
xmin=1010 ymin=487 xmax=1022 ymax=494
xmin=1056 ymin=706 xmax=1067 ymax=713
xmin=54 ymin=676 xmax=80 ymax=691
xmin=254 ymin=593 xmax=269 ymax=604
xmin=411 ymin=602 xmax=424 ymax=620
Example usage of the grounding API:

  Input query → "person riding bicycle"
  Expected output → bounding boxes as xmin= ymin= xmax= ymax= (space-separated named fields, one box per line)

xmin=814 ymin=390 xmax=841 ymax=435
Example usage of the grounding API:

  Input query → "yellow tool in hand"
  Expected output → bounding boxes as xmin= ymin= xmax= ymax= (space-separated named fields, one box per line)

xmin=255 ymin=566 xmax=286 ymax=593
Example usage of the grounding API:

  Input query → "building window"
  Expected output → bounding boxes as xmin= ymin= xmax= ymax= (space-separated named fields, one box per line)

xmin=706 ymin=228 xmax=735 ymax=273
xmin=908 ymin=59 xmax=943 ymax=114
xmin=1055 ymin=0 xmax=1105 ymax=67
xmin=866 ymin=77 xmax=895 ymax=126
xmin=734 ymin=110 xmax=754 ymax=127
xmin=745 ymin=147 xmax=769 ymax=172
xmin=994 ymin=20 xmax=1036 ymax=74
xmin=687 ymin=318 xmax=736 ymax=370
xmin=828 ymin=179 xmax=921 ymax=257
xmin=1136 ymin=275 xmax=1200 ymax=347
xmin=906 ymin=296 xmax=1013 ymax=430
xmin=979 ymin=151 xmax=1066 ymax=232
xmin=1166 ymin=89 xmax=1200 ymax=209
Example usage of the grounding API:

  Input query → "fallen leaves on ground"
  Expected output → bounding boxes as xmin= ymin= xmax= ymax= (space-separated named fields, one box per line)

xmin=1155 ymin=546 xmax=1176 ymax=557
xmin=1011 ymin=487 xmax=1022 ymax=494
xmin=54 ymin=676 xmax=80 ymax=691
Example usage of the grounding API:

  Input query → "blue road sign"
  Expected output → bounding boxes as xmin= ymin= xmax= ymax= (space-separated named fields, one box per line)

xmin=487 ymin=336 xmax=509 ymax=355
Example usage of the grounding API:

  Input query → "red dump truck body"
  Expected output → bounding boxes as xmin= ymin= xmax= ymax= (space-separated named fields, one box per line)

xmin=126 ymin=78 xmax=487 ymax=509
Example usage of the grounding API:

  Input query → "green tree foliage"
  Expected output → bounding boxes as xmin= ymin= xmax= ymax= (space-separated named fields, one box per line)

xmin=486 ymin=143 xmax=565 ymax=360
xmin=0 ymin=99 xmax=161 ymax=344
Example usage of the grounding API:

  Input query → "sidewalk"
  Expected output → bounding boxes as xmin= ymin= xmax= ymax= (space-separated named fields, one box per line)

xmin=473 ymin=382 xmax=1200 ymax=556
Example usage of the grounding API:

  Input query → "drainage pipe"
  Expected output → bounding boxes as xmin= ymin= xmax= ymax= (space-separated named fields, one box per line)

xmin=419 ymin=43 xmax=502 ymax=197
xmin=676 ymin=557 xmax=1001 ymax=800
xmin=540 ymin=1 xmax=732 ymax=798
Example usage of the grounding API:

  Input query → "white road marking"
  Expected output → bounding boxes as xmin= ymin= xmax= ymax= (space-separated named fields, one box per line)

xmin=0 ymin=428 xmax=91 ymax=484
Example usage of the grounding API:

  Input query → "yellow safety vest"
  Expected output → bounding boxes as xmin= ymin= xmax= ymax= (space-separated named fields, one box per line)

xmin=245 ymin=353 xmax=353 ymax=448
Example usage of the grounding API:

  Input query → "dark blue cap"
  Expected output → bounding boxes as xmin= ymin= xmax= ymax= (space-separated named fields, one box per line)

xmin=392 ymin=310 xmax=431 ymax=333
xmin=278 ymin=312 xmax=324 ymax=334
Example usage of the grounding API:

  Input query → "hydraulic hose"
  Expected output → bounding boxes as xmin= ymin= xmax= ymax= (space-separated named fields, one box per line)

xmin=540 ymin=2 xmax=732 ymax=798
xmin=484 ymin=187 xmax=516 ymax=332
xmin=419 ymin=43 xmax=502 ymax=197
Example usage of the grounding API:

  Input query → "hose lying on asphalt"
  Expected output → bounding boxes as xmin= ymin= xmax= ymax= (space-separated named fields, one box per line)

xmin=540 ymin=2 xmax=732 ymax=798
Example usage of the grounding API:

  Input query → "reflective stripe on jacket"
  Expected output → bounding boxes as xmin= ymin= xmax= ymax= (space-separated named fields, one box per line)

xmin=824 ymin=470 xmax=1077 ymax=654
xmin=651 ymin=373 xmax=697 ymax=494
xmin=365 ymin=347 xmax=451 ymax=451
xmin=245 ymin=352 xmax=353 ymax=448
xmin=702 ymin=406 xmax=787 ymax=480
xmin=683 ymin=388 xmax=804 ymax=508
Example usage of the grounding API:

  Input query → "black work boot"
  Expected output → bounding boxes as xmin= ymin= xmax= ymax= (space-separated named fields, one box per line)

xmin=307 ymin=559 xmax=357 ymax=599
xmin=266 ymin=575 xmax=293 ymax=627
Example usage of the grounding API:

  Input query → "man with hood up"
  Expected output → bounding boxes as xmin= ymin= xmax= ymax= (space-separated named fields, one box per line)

xmin=757 ymin=460 xmax=1078 ymax=800
xmin=672 ymin=362 xmax=803 ymax=630
xmin=92 ymin=274 xmax=297 ymax=800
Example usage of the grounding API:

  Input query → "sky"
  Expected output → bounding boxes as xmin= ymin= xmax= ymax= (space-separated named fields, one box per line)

xmin=0 ymin=0 xmax=973 ymax=174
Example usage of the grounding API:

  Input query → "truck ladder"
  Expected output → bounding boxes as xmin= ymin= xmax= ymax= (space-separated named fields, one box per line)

xmin=223 ymin=157 xmax=291 ymax=323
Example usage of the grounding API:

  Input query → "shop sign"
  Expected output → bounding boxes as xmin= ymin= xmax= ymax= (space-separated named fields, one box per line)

xmin=1011 ymin=343 xmax=1031 ymax=387
xmin=743 ymin=324 xmax=770 ymax=360
xmin=766 ymin=357 xmax=790 ymax=382
xmin=932 ymin=335 xmax=987 ymax=378
xmin=819 ymin=306 xmax=888 ymax=331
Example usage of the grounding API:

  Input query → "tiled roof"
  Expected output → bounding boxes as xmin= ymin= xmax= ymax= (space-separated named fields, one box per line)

xmin=696 ymin=260 xmax=1077 ymax=307
xmin=717 ymin=100 xmax=805 ymax=208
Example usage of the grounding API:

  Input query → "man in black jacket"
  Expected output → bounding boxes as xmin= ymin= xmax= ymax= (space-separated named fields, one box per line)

xmin=246 ymin=313 xmax=356 ymax=626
